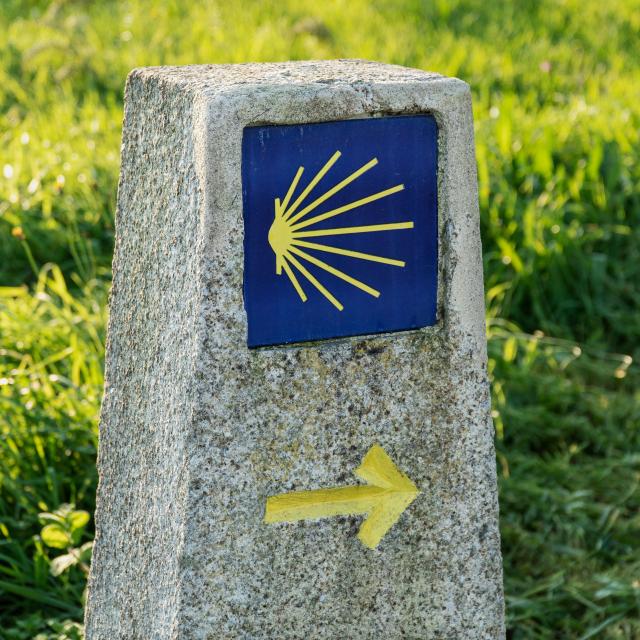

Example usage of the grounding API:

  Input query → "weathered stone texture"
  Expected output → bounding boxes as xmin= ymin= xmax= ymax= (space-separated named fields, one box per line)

xmin=86 ymin=60 xmax=504 ymax=639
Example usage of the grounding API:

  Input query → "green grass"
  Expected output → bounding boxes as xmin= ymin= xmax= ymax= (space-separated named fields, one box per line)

xmin=1 ymin=1 xmax=639 ymax=637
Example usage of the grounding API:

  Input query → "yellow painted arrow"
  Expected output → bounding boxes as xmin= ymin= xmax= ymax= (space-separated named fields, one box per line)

xmin=264 ymin=444 xmax=419 ymax=549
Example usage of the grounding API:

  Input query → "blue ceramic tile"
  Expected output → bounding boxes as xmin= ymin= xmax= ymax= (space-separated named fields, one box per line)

xmin=242 ymin=115 xmax=438 ymax=347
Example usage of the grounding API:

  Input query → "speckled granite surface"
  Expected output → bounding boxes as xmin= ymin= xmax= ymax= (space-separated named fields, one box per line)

xmin=85 ymin=60 xmax=504 ymax=639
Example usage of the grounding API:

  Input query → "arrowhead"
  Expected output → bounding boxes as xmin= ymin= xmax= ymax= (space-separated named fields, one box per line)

xmin=354 ymin=444 xmax=420 ymax=549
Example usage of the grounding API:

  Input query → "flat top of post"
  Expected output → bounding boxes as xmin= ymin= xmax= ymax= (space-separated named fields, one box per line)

xmin=128 ymin=59 xmax=459 ymax=91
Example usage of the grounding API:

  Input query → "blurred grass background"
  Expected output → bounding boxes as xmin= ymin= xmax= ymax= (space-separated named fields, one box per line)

xmin=0 ymin=0 xmax=639 ymax=638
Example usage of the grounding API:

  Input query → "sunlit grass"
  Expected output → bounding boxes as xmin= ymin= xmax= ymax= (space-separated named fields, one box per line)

xmin=0 ymin=0 xmax=639 ymax=637
xmin=0 ymin=266 xmax=106 ymax=636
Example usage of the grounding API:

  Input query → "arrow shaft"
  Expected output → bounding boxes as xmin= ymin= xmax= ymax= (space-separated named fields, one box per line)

xmin=264 ymin=485 xmax=389 ymax=523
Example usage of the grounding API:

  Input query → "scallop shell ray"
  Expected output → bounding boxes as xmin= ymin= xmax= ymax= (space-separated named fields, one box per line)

xmin=267 ymin=150 xmax=414 ymax=311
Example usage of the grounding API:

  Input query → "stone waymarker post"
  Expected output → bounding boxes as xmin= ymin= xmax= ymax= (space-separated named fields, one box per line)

xmin=86 ymin=60 xmax=504 ymax=639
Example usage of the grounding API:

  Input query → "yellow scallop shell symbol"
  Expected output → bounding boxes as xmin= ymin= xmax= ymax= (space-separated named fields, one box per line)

xmin=268 ymin=150 xmax=414 ymax=311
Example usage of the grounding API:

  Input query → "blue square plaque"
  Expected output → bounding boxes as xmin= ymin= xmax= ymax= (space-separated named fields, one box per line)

xmin=242 ymin=115 xmax=438 ymax=347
